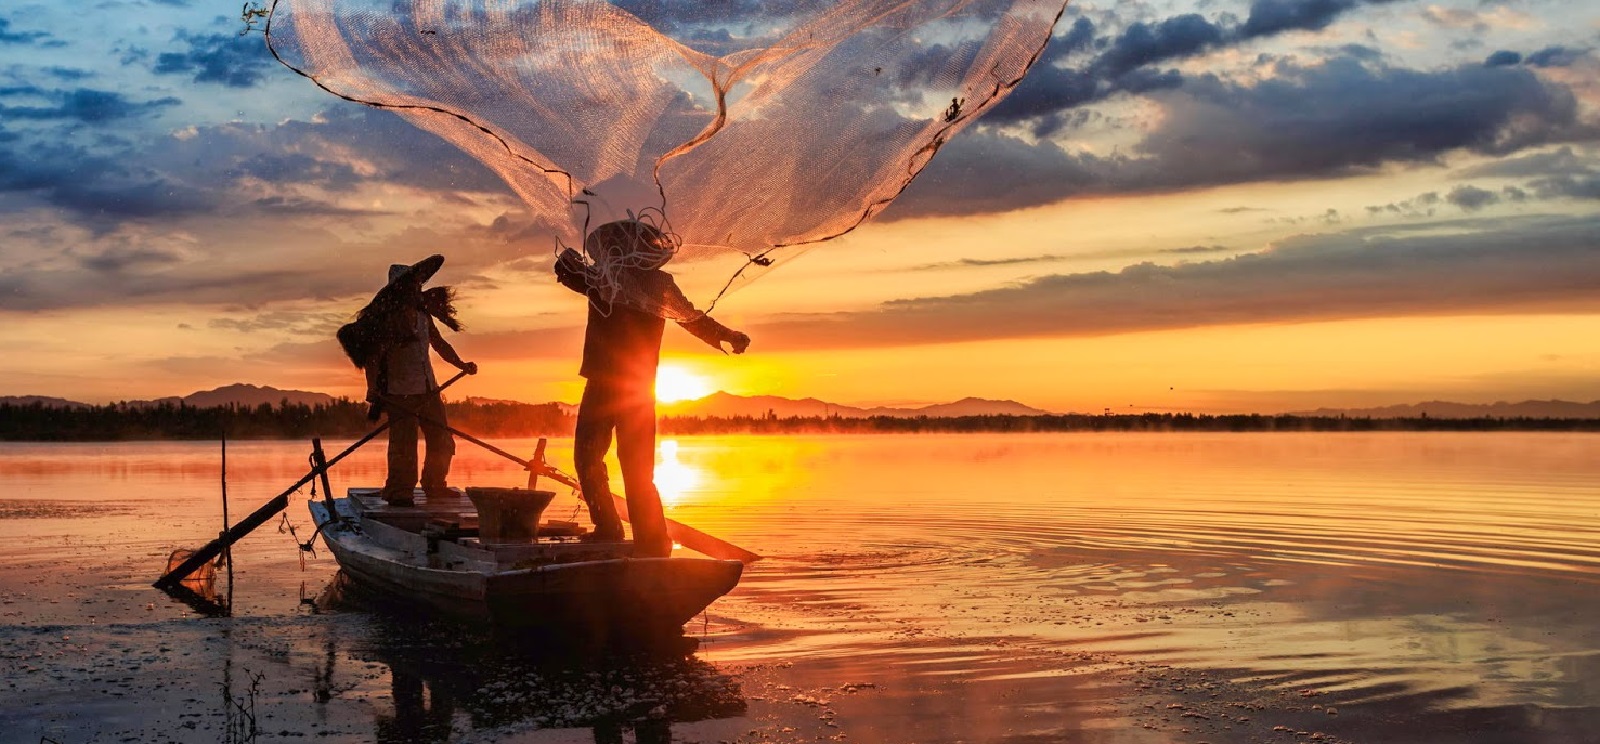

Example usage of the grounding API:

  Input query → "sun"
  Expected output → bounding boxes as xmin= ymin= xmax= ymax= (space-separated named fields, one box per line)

xmin=655 ymin=364 xmax=712 ymax=403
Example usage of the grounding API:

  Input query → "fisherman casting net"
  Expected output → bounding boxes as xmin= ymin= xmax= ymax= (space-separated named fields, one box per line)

xmin=265 ymin=0 xmax=1066 ymax=314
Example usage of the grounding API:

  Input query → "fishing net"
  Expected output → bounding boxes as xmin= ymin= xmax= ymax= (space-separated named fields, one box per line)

xmin=265 ymin=0 xmax=1066 ymax=313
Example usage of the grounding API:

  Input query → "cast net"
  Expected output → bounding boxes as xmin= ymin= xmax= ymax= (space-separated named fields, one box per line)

xmin=265 ymin=0 xmax=1066 ymax=314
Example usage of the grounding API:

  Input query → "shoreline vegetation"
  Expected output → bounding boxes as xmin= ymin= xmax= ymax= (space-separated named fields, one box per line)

xmin=4 ymin=398 xmax=1600 ymax=441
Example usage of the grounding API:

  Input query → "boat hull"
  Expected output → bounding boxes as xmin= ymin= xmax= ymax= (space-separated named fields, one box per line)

xmin=310 ymin=498 xmax=742 ymax=632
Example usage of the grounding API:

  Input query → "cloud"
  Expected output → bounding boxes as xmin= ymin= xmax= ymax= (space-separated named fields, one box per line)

xmin=982 ymin=16 xmax=1099 ymax=125
xmin=1094 ymin=14 xmax=1226 ymax=79
xmin=1445 ymin=184 xmax=1499 ymax=211
xmin=754 ymin=214 xmax=1600 ymax=349
xmin=1485 ymin=50 xmax=1521 ymax=67
xmin=152 ymin=32 xmax=273 ymax=88
xmin=246 ymin=195 xmax=393 ymax=217
xmin=0 ymin=101 xmax=509 ymax=230
xmin=1419 ymin=4 xmax=1537 ymax=33
xmin=1239 ymin=0 xmax=1363 ymax=38
xmin=1363 ymin=191 xmax=1439 ymax=218
xmin=1531 ymin=175 xmax=1600 ymax=200
xmin=900 ymin=54 xmax=1589 ymax=218
xmin=1160 ymin=245 xmax=1231 ymax=254
xmin=1139 ymin=57 xmax=1583 ymax=177
xmin=1458 ymin=146 xmax=1595 ymax=179
xmin=0 ymin=88 xmax=179 ymax=123
xmin=0 ymin=16 xmax=49 ymax=45
xmin=226 ymin=152 xmax=361 ymax=187
xmin=77 ymin=244 xmax=189 ymax=273
xmin=0 ymin=136 xmax=216 ymax=225
xmin=0 ymin=210 xmax=539 ymax=312
xmin=912 ymin=254 xmax=1071 ymax=270
xmin=207 ymin=309 xmax=348 ymax=337
xmin=1526 ymin=46 xmax=1585 ymax=68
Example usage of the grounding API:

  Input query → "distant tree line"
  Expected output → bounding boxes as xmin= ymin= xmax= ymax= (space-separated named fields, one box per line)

xmin=0 ymin=399 xmax=572 ymax=441
xmin=657 ymin=412 xmax=1600 ymax=434
xmin=4 ymin=402 xmax=1600 ymax=441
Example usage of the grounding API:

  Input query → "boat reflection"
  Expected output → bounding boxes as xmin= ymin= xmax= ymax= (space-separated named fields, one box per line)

xmin=315 ymin=574 xmax=746 ymax=743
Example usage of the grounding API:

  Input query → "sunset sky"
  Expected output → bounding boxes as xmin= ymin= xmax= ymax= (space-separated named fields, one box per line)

xmin=1 ymin=0 xmax=1598 ymax=414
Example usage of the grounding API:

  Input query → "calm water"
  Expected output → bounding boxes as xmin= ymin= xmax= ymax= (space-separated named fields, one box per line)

xmin=2 ymin=432 xmax=1598 ymax=743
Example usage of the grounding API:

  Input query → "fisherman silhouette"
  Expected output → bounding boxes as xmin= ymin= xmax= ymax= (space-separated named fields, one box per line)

xmin=555 ymin=219 xmax=749 ymax=557
xmin=337 ymin=255 xmax=478 ymax=506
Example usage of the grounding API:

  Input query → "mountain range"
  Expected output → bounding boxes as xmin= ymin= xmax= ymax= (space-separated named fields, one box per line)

xmin=7 ymin=384 xmax=1600 ymax=419
xmin=0 ymin=384 xmax=337 ymax=410
xmin=658 ymin=391 xmax=1053 ymax=418
xmin=2 ymin=384 xmax=1050 ymax=417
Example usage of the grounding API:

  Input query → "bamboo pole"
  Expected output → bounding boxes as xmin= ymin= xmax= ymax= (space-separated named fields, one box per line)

xmin=221 ymin=432 xmax=233 ymax=612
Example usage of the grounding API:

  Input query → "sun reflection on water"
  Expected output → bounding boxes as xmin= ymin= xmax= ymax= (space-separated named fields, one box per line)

xmin=654 ymin=439 xmax=701 ymax=507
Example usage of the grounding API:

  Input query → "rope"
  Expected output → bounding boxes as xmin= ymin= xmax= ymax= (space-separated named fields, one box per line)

xmin=559 ymin=211 xmax=682 ymax=318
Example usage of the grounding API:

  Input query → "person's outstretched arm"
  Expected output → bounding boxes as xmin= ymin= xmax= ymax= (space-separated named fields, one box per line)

xmin=682 ymin=315 xmax=750 ymax=353
xmin=656 ymin=273 xmax=751 ymax=354
xmin=427 ymin=317 xmax=478 ymax=374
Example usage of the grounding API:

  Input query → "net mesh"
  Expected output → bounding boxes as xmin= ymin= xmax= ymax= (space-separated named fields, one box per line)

xmin=266 ymin=0 xmax=1066 ymax=313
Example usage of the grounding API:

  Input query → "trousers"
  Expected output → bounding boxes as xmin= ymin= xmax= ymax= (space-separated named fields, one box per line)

xmin=573 ymin=377 xmax=670 ymax=557
xmin=381 ymin=391 xmax=455 ymax=500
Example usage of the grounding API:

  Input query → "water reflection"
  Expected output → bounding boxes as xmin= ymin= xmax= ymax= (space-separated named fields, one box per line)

xmin=160 ymin=547 xmax=231 ymax=617
xmin=313 ymin=574 xmax=746 ymax=743
xmin=653 ymin=439 xmax=700 ymax=507
xmin=7 ymin=433 xmax=1600 ymax=743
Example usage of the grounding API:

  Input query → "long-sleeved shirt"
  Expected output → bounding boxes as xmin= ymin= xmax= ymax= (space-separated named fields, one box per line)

xmin=556 ymin=259 xmax=739 ymax=386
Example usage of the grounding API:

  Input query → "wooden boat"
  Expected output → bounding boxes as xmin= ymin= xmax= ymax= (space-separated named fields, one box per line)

xmin=308 ymin=487 xmax=744 ymax=633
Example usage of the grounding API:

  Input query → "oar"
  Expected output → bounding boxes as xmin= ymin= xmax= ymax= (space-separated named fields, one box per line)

xmin=375 ymin=396 xmax=760 ymax=564
xmin=153 ymin=370 xmax=470 ymax=589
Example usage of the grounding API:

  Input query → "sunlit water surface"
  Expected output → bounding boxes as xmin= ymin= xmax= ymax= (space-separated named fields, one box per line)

xmin=2 ymin=433 xmax=1598 ymax=743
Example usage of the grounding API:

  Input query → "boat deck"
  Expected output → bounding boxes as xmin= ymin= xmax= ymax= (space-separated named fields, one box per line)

xmin=348 ymin=487 xmax=478 ymax=530
xmin=343 ymin=488 xmax=631 ymax=565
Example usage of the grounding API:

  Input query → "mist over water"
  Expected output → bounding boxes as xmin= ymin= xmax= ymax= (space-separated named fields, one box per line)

xmin=2 ymin=432 xmax=1597 ymax=742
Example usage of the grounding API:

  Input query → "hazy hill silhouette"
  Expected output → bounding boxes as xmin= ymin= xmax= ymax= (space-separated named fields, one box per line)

xmin=164 ymin=383 xmax=338 ymax=408
xmin=657 ymin=391 xmax=1053 ymax=418
xmin=0 ymin=395 xmax=89 ymax=409
xmin=3 ymin=384 xmax=338 ymax=409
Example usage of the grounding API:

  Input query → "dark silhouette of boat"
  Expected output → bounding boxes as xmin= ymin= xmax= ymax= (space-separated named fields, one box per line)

xmin=309 ymin=488 xmax=743 ymax=634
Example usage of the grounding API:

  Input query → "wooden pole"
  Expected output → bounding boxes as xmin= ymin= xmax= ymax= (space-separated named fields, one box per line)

xmin=154 ymin=370 xmax=470 ymax=589
xmin=221 ymin=432 xmax=233 ymax=612
xmin=312 ymin=438 xmax=337 ymax=522
xmin=527 ymin=438 xmax=547 ymax=490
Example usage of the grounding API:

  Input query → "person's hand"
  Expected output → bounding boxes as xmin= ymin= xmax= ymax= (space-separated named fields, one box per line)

xmin=365 ymin=401 xmax=384 ymax=422
xmin=460 ymin=361 xmax=479 ymax=375
xmin=727 ymin=332 xmax=751 ymax=355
